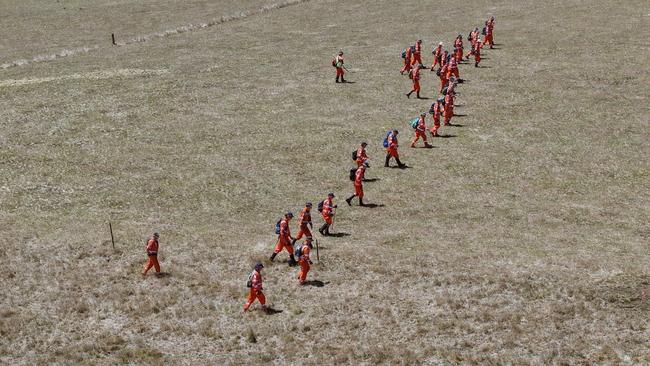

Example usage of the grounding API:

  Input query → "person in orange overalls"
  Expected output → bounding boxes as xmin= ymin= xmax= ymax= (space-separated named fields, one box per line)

xmin=346 ymin=161 xmax=368 ymax=206
xmin=297 ymin=239 xmax=313 ymax=285
xmin=446 ymin=56 xmax=460 ymax=79
xmin=142 ymin=232 xmax=161 ymax=276
xmin=406 ymin=64 xmax=423 ymax=99
xmin=401 ymin=46 xmax=412 ymax=75
xmin=444 ymin=91 xmax=455 ymax=125
xmin=270 ymin=212 xmax=296 ymax=265
xmin=454 ymin=35 xmax=464 ymax=62
xmin=484 ymin=17 xmax=495 ymax=48
xmin=429 ymin=98 xmax=444 ymax=137
xmin=384 ymin=130 xmax=407 ymax=168
xmin=431 ymin=42 xmax=443 ymax=71
xmin=355 ymin=142 xmax=369 ymax=167
xmin=318 ymin=193 xmax=337 ymax=236
xmin=466 ymin=28 xmax=479 ymax=59
xmin=411 ymin=113 xmax=432 ymax=148
xmin=411 ymin=39 xmax=423 ymax=66
xmin=293 ymin=203 xmax=313 ymax=245
xmin=438 ymin=62 xmax=449 ymax=93
xmin=244 ymin=262 xmax=266 ymax=312
xmin=333 ymin=50 xmax=346 ymax=83
xmin=473 ymin=39 xmax=482 ymax=67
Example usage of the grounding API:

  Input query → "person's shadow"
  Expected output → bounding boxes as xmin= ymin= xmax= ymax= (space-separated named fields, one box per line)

xmin=264 ymin=307 xmax=283 ymax=315
xmin=327 ymin=232 xmax=350 ymax=237
xmin=302 ymin=280 xmax=328 ymax=287
xmin=363 ymin=178 xmax=380 ymax=182
xmin=361 ymin=203 xmax=385 ymax=209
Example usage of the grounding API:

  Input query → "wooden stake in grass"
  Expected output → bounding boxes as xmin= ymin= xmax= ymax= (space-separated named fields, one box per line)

xmin=111 ymin=33 xmax=116 ymax=46
xmin=109 ymin=222 xmax=115 ymax=250
xmin=315 ymin=239 xmax=319 ymax=261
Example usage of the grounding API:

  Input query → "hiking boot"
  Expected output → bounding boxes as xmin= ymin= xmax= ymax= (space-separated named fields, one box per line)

xmin=341 ymin=78 xmax=347 ymax=83
xmin=291 ymin=238 xmax=297 ymax=246
xmin=385 ymin=155 xmax=391 ymax=167
xmin=416 ymin=92 xmax=422 ymax=99
xmin=345 ymin=196 xmax=353 ymax=206
xmin=475 ymin=62 xmax=479 ymax=67
xmin=410 ymin=143 xmax=416 ymax=148
xmin=406 ymin=92 xmax=411 ymax=99
xmin=269 ymin=253 xmax=277 ymax=262
xmin=359 ymin=198 xmax=365 ymax=206
xmin=424 ymin=143 xmax=433 ymax=148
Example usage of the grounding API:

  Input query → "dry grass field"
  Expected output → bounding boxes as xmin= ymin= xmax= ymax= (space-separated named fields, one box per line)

xmin=1 ymin=0 xmax=649 ymax=364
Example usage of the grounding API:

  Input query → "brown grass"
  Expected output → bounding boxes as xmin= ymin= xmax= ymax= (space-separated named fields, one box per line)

xmin=1 ymin=0 xmax=649 ymax=364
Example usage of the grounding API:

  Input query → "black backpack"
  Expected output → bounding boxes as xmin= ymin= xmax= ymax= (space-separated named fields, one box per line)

xmin=349 ymin=168 xmax=357 ymax=181
xmin=352 ymin=150 xmax=358 ymax=161
xmin=246 ymin=271 xmax=254 ymax=288
xmin=317 ymin=200 xmax=324 ymax=212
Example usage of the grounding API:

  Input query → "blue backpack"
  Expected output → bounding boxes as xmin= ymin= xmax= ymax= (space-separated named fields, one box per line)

xmin=274 ymin=219 xmax=282 ymax=235
xmin=294 ymin=243 xmax=303 ymax=259
xmin=382 ymin=131 xmax=392 ymax=148
xmin=410 ymin=118 xmax=419 ymax=129
xmin=401 ymin=50 xmax=407 ymax=59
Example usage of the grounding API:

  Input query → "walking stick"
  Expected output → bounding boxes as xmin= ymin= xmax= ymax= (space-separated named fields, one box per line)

xmin=109 ymin=222 xmax=115 ymax=250
xmin=315 ymin=239 xmax=320 ymax=261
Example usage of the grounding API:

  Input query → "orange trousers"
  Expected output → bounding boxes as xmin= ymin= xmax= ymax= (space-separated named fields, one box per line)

xmin=411 ymin=54 xmax=422 ymax=65
xmin=354 ymin=183 xmax=364 ymax=198
xmin=142 ymin=255 xmax=160 ymax=275
xmin=274 ymin=238 xmax=294 ymax=254
xmin=411 ymin=130 xmax=428 ymax=145
xmin=322 ymin=214 xmax=333 ymax=225
xmin=336 ymin=67 xmax=345 ymax=77
xmin=411 ymin=80 xmax=420 ymax=92
xmin=295 ymin=225 xmax=311 ymax=241
xmin=298 ymin=260 xmax=310 ymax=284
xmin=484 ymin=34 xmax=493 ymax=47
xmin=244 ymin=288 xmax=266 ymax=311
xmin=430 ymin=120 xmax=441 ymax=136
xmin=440 ymin=77 xmax=448 ymax=92
xmin=387 ymin=147 xmax=399 ymax=158
xmin=444 ymin=111 xmax=453 ymax=125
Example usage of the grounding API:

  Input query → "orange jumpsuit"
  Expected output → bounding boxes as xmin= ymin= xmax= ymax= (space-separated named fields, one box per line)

xmin=142 ymin=237 xmax=160 ymax=275
xmin=411 ymin=115 xmax=429 ymax=146
xmin=444 ymin=93 xmax=454 ymax=125
xmin=244 ymin=269 xmax=266 ymax=311
xmin=411 ymin=42 xmax=422 ymax=66
xmin=354 ymin=166 xmax=365 ymax=198
xmin=439 ymin=64 xmax=449 ymax=92
xmin=431 ymin=45 xmax=443 ymax=69
xmin=386 ymin=132 xmax=399 ymax=158
xmin=484 ymin=23 xmax=494 ymax=48
xmin=454 ymin=38 xmax=463 ymax=62
xmin=409 ymin=67 xmax=421 ymax=93
xmin=334 ymin=55 xmax=345 ymax=78
xmin=429 ymin=102 xmax=442 ymax=136
xmin=473 ymin=42 xmax=482 ymax=65
xmin=355 ymin=146 xmax=368 ymax=167
xmin=466 ymin=31 xmax=478 ymax=58
xmin=401 ymin=47 xmax=412 ymax=74
xmin=274 ymin=218 xmax=294 ymax=254
xmin=446 ymin=58 xmax=459 ymax=79
xmin=297 ymin=244 xmax=311 ymax=284
xmin=294 ymin=207 xmax=312 ymax=241
xmin=321 ymin=197 xmax=335 ymax=225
